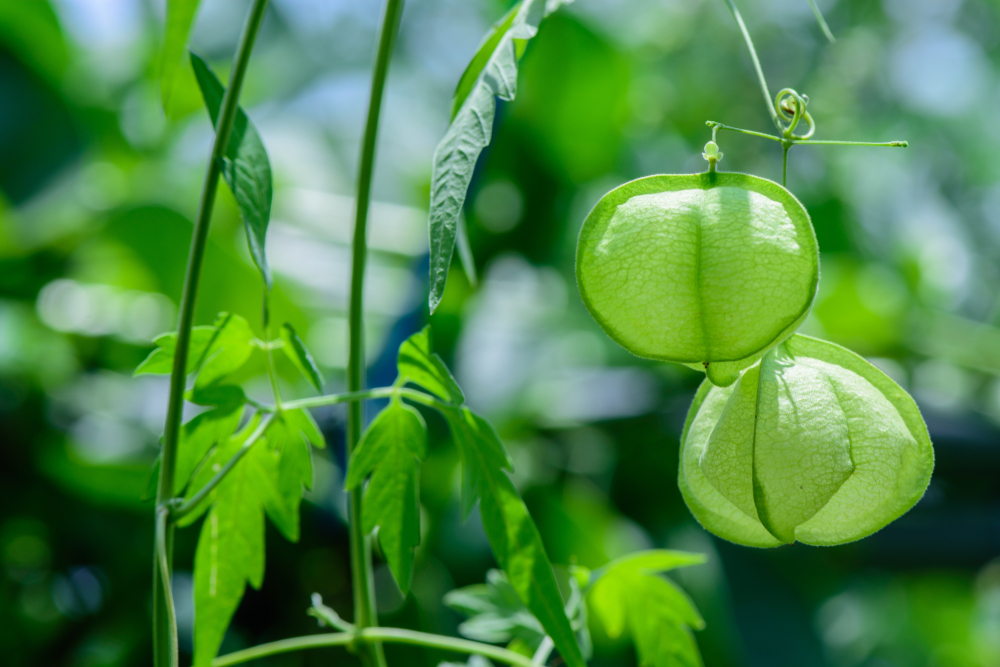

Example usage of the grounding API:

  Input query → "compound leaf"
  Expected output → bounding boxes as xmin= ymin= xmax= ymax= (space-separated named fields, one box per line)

xmin=160 ymin=0 xmax=202 ymax=111
xmin=173 ymin=397 xmax=244 ymax=496
xmin=191 ymin=51 xmax=273 ymax=288
xmin=587 ymin=550 xmax=706 ymax=667
xmin=444 ymin=406 xmax=585 ymax=667
xmin=397 ymin=326 xmax=464 ymax=404
xmin=346 ymin=400 xmax=427 ymax=595
xmin=192 ymin=312 xmax=255 ymax=392
xmin=428 ymin=0 xmax=566 ymax=312
xmin=280 ymin=323 xmax=324 ymax=393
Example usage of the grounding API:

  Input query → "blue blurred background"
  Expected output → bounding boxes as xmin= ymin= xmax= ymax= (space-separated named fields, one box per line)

xmin=0 ymin=0 xmax=998 ymax=665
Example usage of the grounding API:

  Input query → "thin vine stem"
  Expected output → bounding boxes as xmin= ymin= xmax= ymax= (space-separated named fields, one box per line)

xmin=152 ymin=1 xmax=270 ymax=665
xmin=721 ymin=0 xmax=779 ymax=131
xmin=347 ymin=1 xmax=405 ymax=665
xmin=211 ymin=628 xmax=536 ymax=667
xmin=155 ymin=508 xmax=179 ymax=667
xmin=807 ymin=0 xmax=836 ymax=43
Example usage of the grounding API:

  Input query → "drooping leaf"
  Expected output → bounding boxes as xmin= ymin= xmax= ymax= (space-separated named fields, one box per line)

xmin=280 ymin=323 xmax=324 ymax=393
xmin=134 ymin=326 xmax=217 ymax=376
xmin=190 ymin=51 xmax=273 ymax=288
xmin=346 ymin=400 xmax=427 ymax=595
xmin=428 ymin=0 xmax=567 ymax=312
xmin=456 ymin=213 xmax=478 ymax=287
xmin=444 ymin=406 xmax=585 ymax=667
xmin=160 ymin=0 xmax=202 ymax=111
xmin=587 ymin=550 xmax=706 ymax=667
xmin=191 ymin=409 xmax=322 ymax=665
xmin=397 ymin=326 xmax=464 ymax=404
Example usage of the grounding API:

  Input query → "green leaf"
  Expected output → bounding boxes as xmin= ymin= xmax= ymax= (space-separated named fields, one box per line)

xmin=397 ymin=326 xmax=464 ymax=404
xmin=280 ymin=323 xmax=324 ymax=393
xmin=160 ymin=0 xmax=202 ymax=111
xmin=587 ymin=550 xmax=706 ymax=667
xmin=345 ymin=400 xmax=427 ymax=595
xmin=190 ymin=51 xmax=273 ymax=288
xmin=444 ymin=406 xmax=585 ymax=667
xmin=428 ymin=0 xmax=565 ymax=312
xmin=191 ymin=409 xmax=322 ymax=665
xmin=193 ymin=313 xmax=255 ymax=391
xmin=445 ymin=569 xmax=545 ymax=646
xmin=173 ymin=398 xmax=244 ymax=496
xmin=134 ymin=326 xmax=217 ymax=376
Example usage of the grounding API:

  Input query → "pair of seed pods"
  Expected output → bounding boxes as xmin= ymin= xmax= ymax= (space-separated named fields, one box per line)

xmin=577 ymin=171 xmax=933 ymax=547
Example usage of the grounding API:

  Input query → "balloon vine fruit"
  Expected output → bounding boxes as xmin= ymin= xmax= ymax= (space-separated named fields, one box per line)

xmin=679 ymin=335 xmax=934 ymax=547
xmin=576 ymin=172 xmax=819 ymax=387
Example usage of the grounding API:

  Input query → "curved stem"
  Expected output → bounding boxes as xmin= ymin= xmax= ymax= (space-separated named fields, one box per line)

xmin=211 ymin=628 xmax=536 ymax=667
xmin=807 ymin=0 xmax=836 ymax=43
xmin=721 ymin=0 xmax=780 ymax=131
xmin=152 ymin=1 xmax=270 ymax=665
xmin=347 ymin=1 xmax=405 ymax=665
xmin=155 ymin=508 xmax=179 ymax=667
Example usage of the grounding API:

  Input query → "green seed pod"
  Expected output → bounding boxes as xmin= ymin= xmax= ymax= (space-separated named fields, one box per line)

xmin=679 ymin=335 xmax=934 ymax=547
xmin=576 ymin=172 xmax=818 ymax=387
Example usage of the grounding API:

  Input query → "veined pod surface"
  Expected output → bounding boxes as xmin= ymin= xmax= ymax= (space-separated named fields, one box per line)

xmin=679 ymin=335 xmax=934 ymax=547
xmin=576 ymin=172 xmax=819 ymax=386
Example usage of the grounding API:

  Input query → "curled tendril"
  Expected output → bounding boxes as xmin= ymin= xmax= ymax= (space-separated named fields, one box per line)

xmin=774 ymin=88 xmax=815 ymax=140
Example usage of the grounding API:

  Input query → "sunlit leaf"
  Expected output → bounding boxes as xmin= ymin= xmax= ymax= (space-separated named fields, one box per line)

xmin=444 ymin=406 xmax=586 ymax=667
xmin=192 ymin=312 xmax=255 ymax=391
xmin=428 ymin=0 xmax=567 ymax=312
xmin=134 ymin=326 xmax=216 ymax=376
xmin=587 ymin=550 xmax=706 ymax=667
xmin=160 ymin=0 xmax=202 ymax=111
xmin=397 ymin=326 xmax=464 ymax=404
xmin=280 ymin=322 xmax=324 ymax=393
xmin=346 ymin=399 xmax=427 ymax=594
xmin=173 ymin=397 xmax=244 ymax=496
xmin=190 ymin=51 xmax=273 ymax=288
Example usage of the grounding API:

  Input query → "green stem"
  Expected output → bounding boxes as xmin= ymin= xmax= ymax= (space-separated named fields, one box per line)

xmin=152 ymin=2 xmax=269 ymax=663
xmin=348 ymin=1 xmax=405 ymax=665
xmin=794 ymin=139 xmax=908 ymax=147
xmin=211 ymin=628 xmax=536 ymax=667
xmin=807 ymin=0 xmax=836 ymax=43
xmin=721 ymin=0 xmax=779 ymax=131
xmin=284 ymin=386 xmax=449 ymax=412
xmin=171 ymin=413 xmax=274 ymax=520
xmin=155 ymin=508 xmax=179 ymax=667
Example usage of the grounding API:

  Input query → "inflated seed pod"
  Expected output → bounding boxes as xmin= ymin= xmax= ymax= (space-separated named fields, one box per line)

xmin=679 ymin=335 xmax=934 ymax=547
xmin=576 ymin=172 xmax=819 ymax=386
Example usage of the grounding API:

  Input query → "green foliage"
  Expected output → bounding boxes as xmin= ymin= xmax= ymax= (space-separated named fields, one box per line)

xmin=355 ymin=327 xmax=587 ymax=667
xmin=160 ymin=0 xmax=202 ymax=111
xmin=280 ymin=323 xmax=324 ymax=393
xmin=173 ymin=399 xmax=243 ymax=497
xmin=679 ymin=335 xmax=934 ymax=547
xmin=186 ymin=408 xmax=323 ymax=665
xmin=428 ymin=0 xmax=569 ymax=313
xmin=576 ymin=172 xmax=818 ymax=387
xmin=445 ymin=568 xmax=592 ymax=660
xmin=345 ymin=399 xmax=427 ymax=595
xmin=587 ymin=551 xmax=706 ymax=667
xmin=191 ymin=52 xmax=273 ymax=289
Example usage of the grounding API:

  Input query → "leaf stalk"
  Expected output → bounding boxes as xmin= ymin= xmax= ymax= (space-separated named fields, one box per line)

xmin=152 ymin=1 xmax=270 ymax=665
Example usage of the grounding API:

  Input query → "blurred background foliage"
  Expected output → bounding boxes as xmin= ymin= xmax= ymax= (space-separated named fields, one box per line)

xmin=0 ymin=0 xmax=998 ymax=665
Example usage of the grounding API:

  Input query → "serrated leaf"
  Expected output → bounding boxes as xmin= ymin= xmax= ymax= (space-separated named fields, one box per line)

xmin=191 ymin=409 xmax=322 ymax=665
xmin=346 ymin=400 xmax=427 ymax=594
xmin=587 ymin=550 xmax=705 ymax=667
xmin=280 ymin=323 xmax=324 ymax=393
xmin=397 ymin=326 xmax=464 ymax=404
xmin=444 ymin=406 xmax=585 ymax=667
xmin=445 ymin=569 xmax=545 ymax=646
xmin=173 ymin=397 xmax=244 ymax=496
xmin=190 ymin=51 xmax=273 ymax=288
xmin=134 ymin=326 xmax=217 ymax=376
xmin=428 ymin=0 xmax=565 ymax=312
xmin=160 ymin=0 xmax=202 ymax=112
